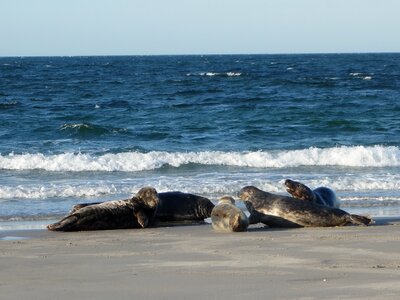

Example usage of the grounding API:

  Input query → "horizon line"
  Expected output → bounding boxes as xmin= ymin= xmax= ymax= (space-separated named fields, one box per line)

xmin=1 ymin=51 xmax=399 ymax=58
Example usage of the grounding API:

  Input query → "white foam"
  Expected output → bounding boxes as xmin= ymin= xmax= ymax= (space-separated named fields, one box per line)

xmin=0 ymin=183 xmax=120 ymax=199
xmin=349 ymin=72 xmax=373 ymax=80
xmin=226 ymin=72 xmax=242 ymax=76
xmin=0 ymin=220 xmax=49 ymax=230
xmin=186 ymin=72 xmax=242 ymax=77
xmin=59 ymin=123 xmax=90 ymax=130
xmin=1 ymin=146 xmax=400 ymax=172
xmin=1 ymin=174 xmax=400 ymax=202
xmin=0 ymin=175 xmax=282 ymax=200
xmin=291 ymin=176 xmax=400 ymax=193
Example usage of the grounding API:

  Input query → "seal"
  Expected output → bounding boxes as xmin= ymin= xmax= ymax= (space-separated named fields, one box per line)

xmin=238 ymin=186 xmax=372 ymax=227
xmin=284 ymin=179 xmax=340 ymax=208
xmin=70 ymin=191 xmax=215 ymax=223
xmin=211 ymin=196 xmax=249 ymax=232
xmin=47 ymin=187 xmax=159 ymax=231
xmin=155 ymin=192 xmax=214 ymax=222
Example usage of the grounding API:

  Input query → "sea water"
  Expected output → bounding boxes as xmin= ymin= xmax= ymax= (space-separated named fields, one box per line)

xmin=1 ymin=54 xmax=400 ymax=229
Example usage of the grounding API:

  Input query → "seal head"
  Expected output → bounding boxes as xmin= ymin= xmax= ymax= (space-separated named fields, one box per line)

xmin=285 ymin=179 xmax=340 ymax=208
xmin=211 ymin=196 xmax=249 ymax=232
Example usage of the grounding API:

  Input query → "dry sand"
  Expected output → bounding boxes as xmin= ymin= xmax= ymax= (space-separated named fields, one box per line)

xmin=1 ymin=219 xmax=400 ymax=300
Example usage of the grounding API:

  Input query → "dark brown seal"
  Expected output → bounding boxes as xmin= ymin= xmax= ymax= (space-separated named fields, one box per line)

xmin=211 ymin=196 xmax=249 ymax=232
xmin=285 ymin=179 xmax=340 ymax=208
xmin=70 ymin=191 xmax=215 ymax=223
xmin=47 ymin=187 xmax=159 ymax=231
xmin=238 ymin=186 xmax=372 ymax=228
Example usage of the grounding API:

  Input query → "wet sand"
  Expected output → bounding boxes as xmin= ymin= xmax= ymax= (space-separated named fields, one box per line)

xmin=1 ymin=219 xmax=400 ymax=299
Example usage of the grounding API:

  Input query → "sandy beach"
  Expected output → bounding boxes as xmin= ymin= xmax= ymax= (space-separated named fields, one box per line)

xmin=1 ymin=219 xmax=400 ymax=300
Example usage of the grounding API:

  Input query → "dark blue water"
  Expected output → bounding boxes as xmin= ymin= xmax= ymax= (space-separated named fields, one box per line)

xmin=1 ymin=54 xmax=400 ymax=155
xmin=1 ymin=54 xmax=400 ymax=228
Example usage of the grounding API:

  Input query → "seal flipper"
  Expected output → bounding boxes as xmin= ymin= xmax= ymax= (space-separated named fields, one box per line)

xmin=248 ymin=212 xmax=261 ymax=224
xmin=259 ymin=214 xmax=302 ymax=228
xmin=135 ymin=210 xmax=149 ymax=228
xmin=70 ymin=202 xmax=102 ymax=214
xmin=47 ymin=214 xmax=80 ymax=231
xmin=347 ymin=214 xmax=373 ymax=226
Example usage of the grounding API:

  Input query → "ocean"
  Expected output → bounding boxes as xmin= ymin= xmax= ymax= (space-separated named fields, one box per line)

xmin=1 ymin=53 xmax=400 ymax=230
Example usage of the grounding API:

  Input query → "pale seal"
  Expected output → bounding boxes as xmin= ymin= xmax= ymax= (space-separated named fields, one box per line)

xmin=69 ymin=191 xmax=215 ymax=223
xmin=238 ymin=186 xmax=372 ymax=228
xmin=285 ymin=179 xmax=340 ymax=208
xmin=211 ymin=196 xmax=249 ymax=232
xmin=47 ymin=187 xmax=159 ymax=231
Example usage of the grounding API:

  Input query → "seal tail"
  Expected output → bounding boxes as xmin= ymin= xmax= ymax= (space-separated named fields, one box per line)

xmin=47 ymin=215 xmax=79 ymax=231
xmin=348 ymin=214 xmax=373 ymax=226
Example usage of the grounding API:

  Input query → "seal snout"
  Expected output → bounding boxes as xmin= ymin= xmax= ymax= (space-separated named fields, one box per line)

xmin=284 ymin=179 xmax=302 ymax=195
xmin=237 ymin=189 xmax=247 ymax=200
xmin=284 ymin=179 xmax=296 ymax=190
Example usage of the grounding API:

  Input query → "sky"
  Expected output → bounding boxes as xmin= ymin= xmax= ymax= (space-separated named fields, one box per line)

xmin=0 ymin=0 xmax=399 ymax=56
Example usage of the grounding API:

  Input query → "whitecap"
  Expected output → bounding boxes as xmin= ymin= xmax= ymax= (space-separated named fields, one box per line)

xmin=60 ymin=123 xmax=90 ymax=130
xmin=1 ymin=145 xmax=400 ymax=172
xmin=226 ymin=72 xmax=242 ymax=76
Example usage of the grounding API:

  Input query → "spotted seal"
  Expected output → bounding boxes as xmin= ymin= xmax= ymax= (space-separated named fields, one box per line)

xmin=47 ymin=187 xmax=159 ymax=231
xmin=284 ymin=179 xmax=340 ymax=208
xmin=211 ymin=196 xmax=249 ymax=232
xmin=238 ymin=186 xmax=372 ymax=227
xmin=69 ymin=191 xmax=215 ymax=223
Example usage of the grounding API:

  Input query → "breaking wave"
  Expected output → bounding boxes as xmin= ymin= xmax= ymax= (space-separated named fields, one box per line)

xmin=0 ymin=146 xmax=400 ymax=172
xmin=0 ymin=145 xmax=400 ymax=172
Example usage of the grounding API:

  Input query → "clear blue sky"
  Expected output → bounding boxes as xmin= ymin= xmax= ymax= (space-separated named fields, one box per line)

xmin=1 ymin=0 xmax=399 ymax=56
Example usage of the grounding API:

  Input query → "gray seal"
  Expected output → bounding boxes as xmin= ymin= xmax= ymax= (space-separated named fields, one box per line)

xmin=155 ymin=192 xmax=214 ymax=222
xmin=211 ymin=196 xmax=249 ymax=232
xmin=47 ymin=187 xmax=159 ymax=231
xmin=238 ymin=186 xmax=372 ymax=228
xmin=69 ymin=191 xmax=215 ymax=223
xmin=285 ymin=179 xmax=340 ymax=208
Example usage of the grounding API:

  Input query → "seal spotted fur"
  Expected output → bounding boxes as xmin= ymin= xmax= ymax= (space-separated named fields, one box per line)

xmin=70 ymin=191 xmax=214 ymax=223
xmin=47 ymin=187 xmax=159 ymax=231
xmin=211 ymin=196 xmax=249 ymax=232
xmin=238 ymin=186 xmax=372 ymax=228
xmin=285 ymin=179 xmax=340 ymax=208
